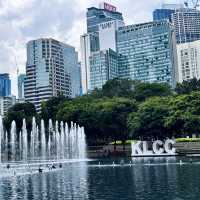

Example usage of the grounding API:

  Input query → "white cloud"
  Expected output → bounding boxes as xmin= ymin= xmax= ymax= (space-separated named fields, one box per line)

xmin=0 ymin=0 xmax=183 ymax=96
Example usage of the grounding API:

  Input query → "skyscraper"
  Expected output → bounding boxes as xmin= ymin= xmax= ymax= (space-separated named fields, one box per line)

xmin=117 ymin=21 xmax=178 ymax=87
xmin=18 ymin=74 xmax=26 ymax=101
xmin=172 ymin=8 xmax=200 ymax=43
xmin=87 ymin=3 xmax=123 ymax=33
xmin=0 ymin=73 xmax=11 ymax=97
xmin=25 ymin=38 xmax=80 ymax=112
xmin=90 ymin=48 xmax=118 ymax=90
xmin=153 ymin=4 xmax=184 ymax=22
xmin=81 ymin=2 xmax=124 ymax=94
xmin=77 ymin=62 xmax=82 ymax=95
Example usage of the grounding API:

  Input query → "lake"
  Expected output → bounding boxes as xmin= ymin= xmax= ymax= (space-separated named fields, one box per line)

xmin=0 ymin=157 xmax=199 ymax=200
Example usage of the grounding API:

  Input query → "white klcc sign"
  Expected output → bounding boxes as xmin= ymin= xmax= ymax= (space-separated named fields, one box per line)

xmin=131 ymin=139 xmax=176 ymax=156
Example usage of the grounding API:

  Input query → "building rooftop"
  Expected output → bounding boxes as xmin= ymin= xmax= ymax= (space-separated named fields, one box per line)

xmin=118 ymin=20 xmax=171 ymax=33
xmin=161 ymin=3 xmax=184 ymax=10
xmin=0 ymin=73 xmax=10 ymax=78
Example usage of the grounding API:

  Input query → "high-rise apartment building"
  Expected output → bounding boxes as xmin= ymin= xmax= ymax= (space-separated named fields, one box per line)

xmin=18 ymin=74 xmax=26 ymax=101
xmin=25 ymin=38 xmax=80 ymax=112
xmin=117 ymin=21 xmax=178 ymax=87
xmin=172 ymin=8 xmax=200 ymax=44
xmin=177 ymin=40 xmax=200 ymax=82
xmin=90 ymin=48 xmax=118 ymax=90
xmin=0 ymin=74 xmax=11 ymax=97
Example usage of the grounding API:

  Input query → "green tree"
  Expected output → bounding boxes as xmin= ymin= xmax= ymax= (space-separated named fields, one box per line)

xmin=40 ymin=95 xmax=69 ymax=123
xmin=56 ymin=97 xmax=137 ymax=146
xmin=101 ymin=78 xmax=136 ymax=98
xmin=175 ymin=78 xmax=200 ymax=95
xmin=128 ymin=97 xmax=171 ymax=140
xmin=165 ymin=92 xmax=200 ymax=137
xmin=4 ymin=102 xmax=37 ymax=133
xmin=133 ymin=82 xmax=172 ymax=101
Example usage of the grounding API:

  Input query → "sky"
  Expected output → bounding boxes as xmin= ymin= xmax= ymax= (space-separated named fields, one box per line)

xmin=0 ymin=0 xmax=185 ymax=96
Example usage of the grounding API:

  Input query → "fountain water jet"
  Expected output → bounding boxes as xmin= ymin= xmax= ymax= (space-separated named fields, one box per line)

xmin=10 ymin=121 xmax=16 ymax=160
xmin=22 ymin=119 xmax=28 ymax=161
xmin=0 ymin=117 xmax=87 ymax=163
xmin=41 ymin=119 xmax=46 ymax=159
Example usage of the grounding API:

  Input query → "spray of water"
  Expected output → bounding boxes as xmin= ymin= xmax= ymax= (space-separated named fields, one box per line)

xmin=0 ymin=117 xmax=87 ymax=163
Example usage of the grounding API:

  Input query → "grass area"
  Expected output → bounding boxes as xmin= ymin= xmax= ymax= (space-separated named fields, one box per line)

xmin=176 ymin=138 xmax=200 ymax=143
xmin=110 ymin=138 xmax=200 ymax=144
xmin=109 ymin=140 xmax=136 ymax=145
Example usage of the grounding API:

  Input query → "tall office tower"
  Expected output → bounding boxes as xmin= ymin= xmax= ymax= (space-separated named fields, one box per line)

xmin=77 ymin=62 xmax=82 ymax=95
xmin=177 ymin=40 xmax=200 ymax=82
xmin=87 ymin=2 xmax=123 ymax=33
xmin=172 ymin=8 xmax=200 ymax=43
xmin=153 ymin=4 xmax=184 ymax=22
xmin=90 ymin=49 xmax=118 ymax=90
xmin=0 ymin=73 xmax=11 ymax=97
xmin=80 ymin=34 xmax=92 ymax=94
xmin=25 ymin=38 xmax=80 ymax=112
xmin=18 ymin=74 xmax=26 ymax=101
xmin=70 ymin=51 xmax=82 ymax=98
xmin=117 ymin=21 xmax=178 ymax=88
xmin=81 ymin=2 xmax=124 ymax=94
xmin=80 ymin=33 xmax=100 ymax=94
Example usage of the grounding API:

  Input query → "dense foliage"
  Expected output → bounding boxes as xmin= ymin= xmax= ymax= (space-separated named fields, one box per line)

xmin=4 ymin=102 xmax=37 ymax=133
xmin=4 ymin=78 xmax=200 ymax=145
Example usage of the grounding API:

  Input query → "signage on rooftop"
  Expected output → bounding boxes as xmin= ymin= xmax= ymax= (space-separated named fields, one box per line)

xmin=100 ymin=2 xmax=117 ymax=12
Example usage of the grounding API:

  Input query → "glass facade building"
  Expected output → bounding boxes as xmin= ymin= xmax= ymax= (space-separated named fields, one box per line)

xmin=87 ymin=7 xmax=123 ymax=33
xmin=81 ymin=3 xmax=124 ymax=94
xmin=25 ymin=38 xmax=80 ymax=112
xmin=117 ymin=21 xmax=178 ymax=87
xmin=90 ymin=49 xmax=118 ymax=90
xmin=0 ymin=73 xmax=11 ymax=97
xmin=153 ymin=4 xmax=184 ymax=22
xmin=153 ymin=9 xmax=175 ymax=22
xmin=18 ymin=74 xmax=26 ymax=100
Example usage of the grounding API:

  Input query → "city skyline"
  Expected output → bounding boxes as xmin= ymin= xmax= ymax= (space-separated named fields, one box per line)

xmin=0 ymin=0 xmax=184 ymax=95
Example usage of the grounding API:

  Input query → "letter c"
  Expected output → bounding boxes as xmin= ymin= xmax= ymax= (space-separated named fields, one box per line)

xmin=164 ymin=139 xmax=176 ymax=154
xmin=153 ymin=140 xmax=164 ymax=154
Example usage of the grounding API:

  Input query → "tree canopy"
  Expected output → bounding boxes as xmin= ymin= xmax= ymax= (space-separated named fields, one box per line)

xmin=4 ymin=78 xmax=200 ymax=145
xmin=4 ymin=102 xmax=37 ymax=133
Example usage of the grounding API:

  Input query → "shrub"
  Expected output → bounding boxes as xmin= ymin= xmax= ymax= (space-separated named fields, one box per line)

xmin=176 ymin=138 xmax=200 ymax=143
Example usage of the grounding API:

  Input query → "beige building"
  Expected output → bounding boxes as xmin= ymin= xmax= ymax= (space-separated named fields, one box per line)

xmin=177 ymin=40 xmax=200 ymax=82
xmin=0 ymin=96 xmax=16 ymax=117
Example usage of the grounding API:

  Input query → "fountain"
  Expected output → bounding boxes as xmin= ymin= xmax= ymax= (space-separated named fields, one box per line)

xmin=0 ymin=116 xmax=87 ymax=163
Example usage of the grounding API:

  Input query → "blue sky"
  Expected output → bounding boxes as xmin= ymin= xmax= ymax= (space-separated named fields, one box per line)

xmin=0 ymin=0 xmax=184 ymax=95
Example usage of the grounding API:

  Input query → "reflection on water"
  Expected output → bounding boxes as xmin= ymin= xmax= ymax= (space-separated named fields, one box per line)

xmin=1 ymin=158 xmax=200 ymax=200
xmin=0 ymin=162 xmax=88 ymax=200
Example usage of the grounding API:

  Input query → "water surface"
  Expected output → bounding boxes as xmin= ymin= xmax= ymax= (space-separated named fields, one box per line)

xmin=0 ymin=157 xmax=199 ymax=200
